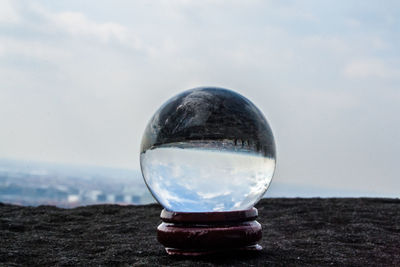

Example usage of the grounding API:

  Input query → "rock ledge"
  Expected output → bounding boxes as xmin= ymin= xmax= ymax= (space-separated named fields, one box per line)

xmin=1 ymin=198 xmax=399 ymax=266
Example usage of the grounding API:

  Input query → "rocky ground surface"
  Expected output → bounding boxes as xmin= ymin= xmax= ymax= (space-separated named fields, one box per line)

xmin=1 ymin=198 xmax=399 ymax=266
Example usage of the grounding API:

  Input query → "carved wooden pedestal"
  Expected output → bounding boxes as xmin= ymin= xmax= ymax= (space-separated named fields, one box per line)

xmin=157 ymin=208 xmax=262 ymax=256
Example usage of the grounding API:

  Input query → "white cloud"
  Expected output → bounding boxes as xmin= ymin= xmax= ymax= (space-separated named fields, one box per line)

xmin=50 ymin=12 xmax=128 ymax=43
xmin=0 ymin=0 xmax=20 ymax=24
xmin=301 ymin=35 xmax=349 ymax=53
xmin=345 ymin=18 xmax=361 ymax=28
xmin=371 ymin=37 xmax=391 ymax=50
xmin=0 ymin=37 xmax=70 ymax=61
xmin=344 ymin=59 xmax=400 ymax=79
xmin=28 ymin=5 xmax=141 ymax=49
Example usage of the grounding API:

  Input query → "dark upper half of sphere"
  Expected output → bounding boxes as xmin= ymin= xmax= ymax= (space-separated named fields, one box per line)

xmin=141 ymin=87 xmax=276 ymax=157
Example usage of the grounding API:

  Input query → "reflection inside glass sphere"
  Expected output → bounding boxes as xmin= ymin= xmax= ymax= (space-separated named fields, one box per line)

xmin=140 ymin=87 xmax=276 ymax=212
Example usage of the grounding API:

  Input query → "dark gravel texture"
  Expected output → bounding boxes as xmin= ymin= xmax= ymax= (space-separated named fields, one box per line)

xmin=1 ymin=198 xmax=399 ymax=266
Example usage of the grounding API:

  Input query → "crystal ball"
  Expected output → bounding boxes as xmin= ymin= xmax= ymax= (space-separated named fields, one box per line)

xmin=140 ymin=87 xmax=276 ymax=212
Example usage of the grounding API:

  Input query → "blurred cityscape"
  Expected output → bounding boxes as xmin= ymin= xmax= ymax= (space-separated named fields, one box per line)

xmin=0 ymin=158 xmax=390 ymax=209
xmin=0 ymin=158 xmax=155 ymax=208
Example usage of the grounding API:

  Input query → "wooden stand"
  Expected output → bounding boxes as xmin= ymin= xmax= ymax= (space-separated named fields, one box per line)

xmin=157 ymin=208 xmax=262 ymax=256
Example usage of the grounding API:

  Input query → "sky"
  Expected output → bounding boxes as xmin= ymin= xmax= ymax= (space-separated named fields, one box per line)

xmin=0 ymin=0 xmax=399 ymax=197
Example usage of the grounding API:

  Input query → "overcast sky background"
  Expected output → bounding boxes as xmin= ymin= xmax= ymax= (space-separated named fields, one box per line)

xmin=0 ymin=1 xmax=399 ymax=197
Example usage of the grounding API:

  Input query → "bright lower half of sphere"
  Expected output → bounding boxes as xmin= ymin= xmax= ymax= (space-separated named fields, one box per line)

xmin=140 ymin=142 xmax=276 ymax=212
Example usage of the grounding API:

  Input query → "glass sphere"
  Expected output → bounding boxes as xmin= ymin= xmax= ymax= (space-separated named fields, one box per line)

xmin=140 ymin=87 xmax=276 ymax=212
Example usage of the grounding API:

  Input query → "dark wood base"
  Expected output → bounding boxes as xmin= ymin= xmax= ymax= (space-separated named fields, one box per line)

xmin=164 ymin=244 xmax=262 ymax=256
xmin=157 ymin=208 xmax=262 ymax=256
